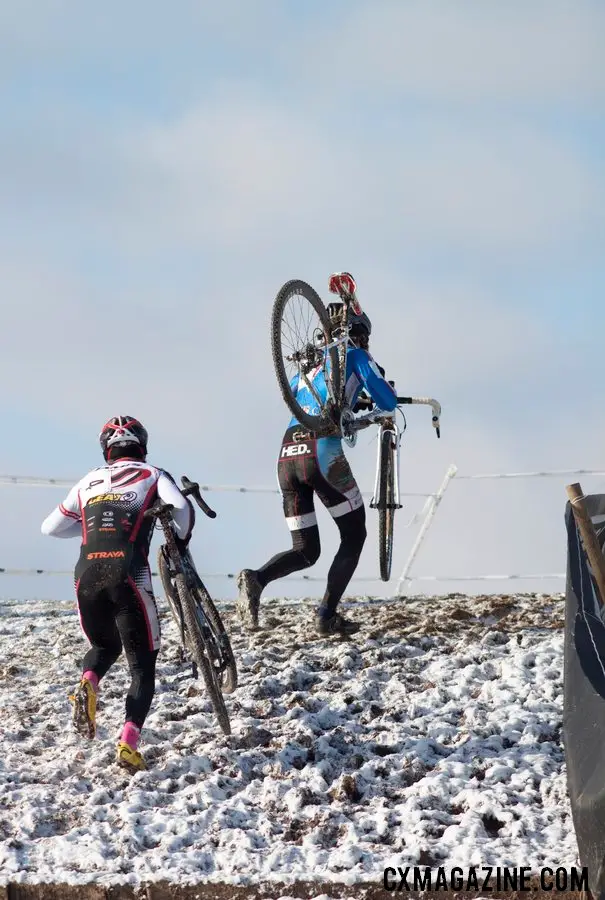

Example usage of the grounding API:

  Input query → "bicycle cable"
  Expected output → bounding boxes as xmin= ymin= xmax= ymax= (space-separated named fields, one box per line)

xmin=397 ymin=407 xmax=408 ymax=434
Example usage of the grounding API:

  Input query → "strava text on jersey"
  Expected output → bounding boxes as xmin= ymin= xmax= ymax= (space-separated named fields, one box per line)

xmin=383 ymin=865 xmax=588 ymax=893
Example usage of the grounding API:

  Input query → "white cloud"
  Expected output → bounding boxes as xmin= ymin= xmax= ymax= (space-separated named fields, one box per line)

xmin=293 ymin=0 xmax=605 ymax=107
xmin=1 ymin=1 xmax=603 ymax=603
xmin=356 ymin=269 xmax=558 ymax=392
xmin=0 ymin=0 xmax=291 ymax=62
xmin=109 ymin=90 xmax=603 ymax=261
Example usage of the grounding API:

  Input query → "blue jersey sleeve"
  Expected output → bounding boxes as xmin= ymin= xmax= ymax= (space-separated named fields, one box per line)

xmin=350 ymin=349 xmax=397 ymax=412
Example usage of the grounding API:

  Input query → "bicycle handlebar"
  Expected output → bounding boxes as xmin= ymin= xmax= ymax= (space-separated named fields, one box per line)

xmin=143 ymin=476 xmax=218 ymax=522
xmin=345 ymin=396 xmax=442 ymax=438
xmin=181 ymin=476 xmax=217 ymax=519
xmin=396 ymin=396 xmax=441 ymax=438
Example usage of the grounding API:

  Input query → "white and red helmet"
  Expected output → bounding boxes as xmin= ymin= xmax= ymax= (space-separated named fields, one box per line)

xmin=99 ymin=415 xmax=148 ymax=462
xmin=327 ymin=271 xmax=371 ymax=341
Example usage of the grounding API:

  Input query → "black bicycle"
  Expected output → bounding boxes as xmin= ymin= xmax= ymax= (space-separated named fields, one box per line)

xmin=145 ymin=476 xmax=237 ymax=736
xmin=271 ymin=273 xmax=441 ymax=582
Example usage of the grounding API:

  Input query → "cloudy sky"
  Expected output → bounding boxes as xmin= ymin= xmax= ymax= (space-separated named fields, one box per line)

xmin=1 ymin=0 xmax=604 ymax=604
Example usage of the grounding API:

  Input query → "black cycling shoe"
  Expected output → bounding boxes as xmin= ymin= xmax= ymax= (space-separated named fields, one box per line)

xmin=236 ymin=569 xmax=262 ymax=631
xmin=315 ymin=611 xmax=361 ymax=637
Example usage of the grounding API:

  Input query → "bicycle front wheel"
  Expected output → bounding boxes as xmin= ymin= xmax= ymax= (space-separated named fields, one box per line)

xmin=174 ymin=572 xmax=231 ymax=736
xmin=271 ymin=279 xmax=341 ymax=435
xmin=192 ymin=577 xmax=238 ymax=695
xmin=158 ymin=546 xmax=237 ymax=695
xmin=378 ymin=430 xmax=396 ymax=582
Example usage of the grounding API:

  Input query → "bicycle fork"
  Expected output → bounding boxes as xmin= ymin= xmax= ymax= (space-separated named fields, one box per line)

xmin=370 ymin=423 xmax=403 ymax=510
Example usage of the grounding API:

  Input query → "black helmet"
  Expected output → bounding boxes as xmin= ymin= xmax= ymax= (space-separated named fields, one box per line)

xmin=99 ymin=416 xmax=148 ymax=462
xmin=327 ymin=302 xmax=371 ymax=334
xmin=349 ymin=309 xmax=372 ymax=338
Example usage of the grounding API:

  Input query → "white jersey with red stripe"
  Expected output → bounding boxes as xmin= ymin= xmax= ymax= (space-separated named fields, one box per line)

xmin=41 ymin=458 xmax=193 ymax=552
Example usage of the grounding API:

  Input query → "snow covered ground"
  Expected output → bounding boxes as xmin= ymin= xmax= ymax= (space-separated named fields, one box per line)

xmin=0 ymin=591 xmax=576 ymax=892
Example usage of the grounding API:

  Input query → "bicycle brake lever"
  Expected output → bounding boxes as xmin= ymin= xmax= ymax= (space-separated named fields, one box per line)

xmin=181 ymin=476 xmax=217 ymax=519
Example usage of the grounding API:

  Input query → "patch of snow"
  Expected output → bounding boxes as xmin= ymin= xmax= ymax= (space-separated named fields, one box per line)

xmin=0 ymin=592 xmax=577 ymax=887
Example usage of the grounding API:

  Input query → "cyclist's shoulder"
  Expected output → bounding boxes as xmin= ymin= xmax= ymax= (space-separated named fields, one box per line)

xmin=72 ymin=465 xmax=107 ymax=488
xmin=347 ymin=346 xmax=374 ymax=369
xmin=152 ymin=465 xmax=177 ymax=484
xmin=145 ymin=461 xmax=168 ymax=480
xmin=347 ymin=345 xmax=371 ymax=359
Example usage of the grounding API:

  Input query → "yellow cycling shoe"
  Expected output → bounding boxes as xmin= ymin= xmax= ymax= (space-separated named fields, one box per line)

xmin=69 ymin=678 xmax=97 ymax=739
xmin=116 ymin=741 xmax=146 ymax=773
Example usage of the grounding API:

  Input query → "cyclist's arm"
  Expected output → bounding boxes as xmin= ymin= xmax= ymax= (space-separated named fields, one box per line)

xmin=157 ymin=472 xmax=195 ymax=541
xmin=41 ymin=483 xmax=82 ymax=538
xmin=354 ymin=351 xmax=398 ymax=412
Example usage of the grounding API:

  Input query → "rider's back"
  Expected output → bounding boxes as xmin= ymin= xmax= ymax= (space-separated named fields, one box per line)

xmin=41 ymin=460 xmax=189 ymax=560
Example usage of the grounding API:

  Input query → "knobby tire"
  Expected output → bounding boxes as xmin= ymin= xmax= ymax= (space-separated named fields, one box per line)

xmin=191 ymin=576 xmax=238 ymax=694
xmin=158 ymin=547 xmax=237 ymax=695
xmin=378 ymin=430 xmax=396 ymax=582
xmin=271 ymin=279 xmax=341 ymax=436
xmin=174 ymin=572 xmax=231 ymax=736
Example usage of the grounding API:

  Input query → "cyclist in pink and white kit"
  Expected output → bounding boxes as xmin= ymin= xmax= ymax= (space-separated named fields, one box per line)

xmin=41 ymin=415 xmax=193 ymax=772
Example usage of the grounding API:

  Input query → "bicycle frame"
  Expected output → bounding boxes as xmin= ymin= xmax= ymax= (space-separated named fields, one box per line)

xmin=145 ymin=476 xmax=217 ymax=647
xmin=285 ymin=274 xmax=374 ymax=420
xmin=152 ymin=512 xmax=205 ymax=650
xmin=162 ymin=544 xmax=212 ymax=643
xmin=295 ymin=329 xmax=349 ymax=410
xmin=147 ymin=478 xmax=234 ymax=734
xmin=299 ymin=273 xmax=365 ymax=412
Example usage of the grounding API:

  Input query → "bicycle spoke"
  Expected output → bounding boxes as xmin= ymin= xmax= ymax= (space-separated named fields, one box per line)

xmin=272 ymin=279 xmax=342 ymax=436
xmin=280 ymin=289 xmax=324 ymax=382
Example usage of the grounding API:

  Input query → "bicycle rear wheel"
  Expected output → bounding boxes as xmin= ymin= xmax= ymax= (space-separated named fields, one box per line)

xmin=378 ymin=430 xmax=396 ymax=582
xmin=271 ymin=279 xmax=341 ymax=435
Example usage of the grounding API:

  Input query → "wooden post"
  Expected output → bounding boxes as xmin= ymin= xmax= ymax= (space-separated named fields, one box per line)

xmin=566 ymin=481 xmax=605 ymax=607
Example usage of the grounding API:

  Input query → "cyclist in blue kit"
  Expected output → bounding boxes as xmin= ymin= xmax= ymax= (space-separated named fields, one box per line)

xmin=237 ymin=291 xmax=397 ymax=637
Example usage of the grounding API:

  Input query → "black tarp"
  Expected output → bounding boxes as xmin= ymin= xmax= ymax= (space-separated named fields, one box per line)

xmin=564 ymin=494 xmax=605 ymax=898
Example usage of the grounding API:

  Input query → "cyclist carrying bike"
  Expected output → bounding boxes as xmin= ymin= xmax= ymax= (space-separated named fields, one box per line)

xmin=41 ymin=416 xmax=194 ymax=773
xmin=237 ymin=273 xmax=397 ymax=637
